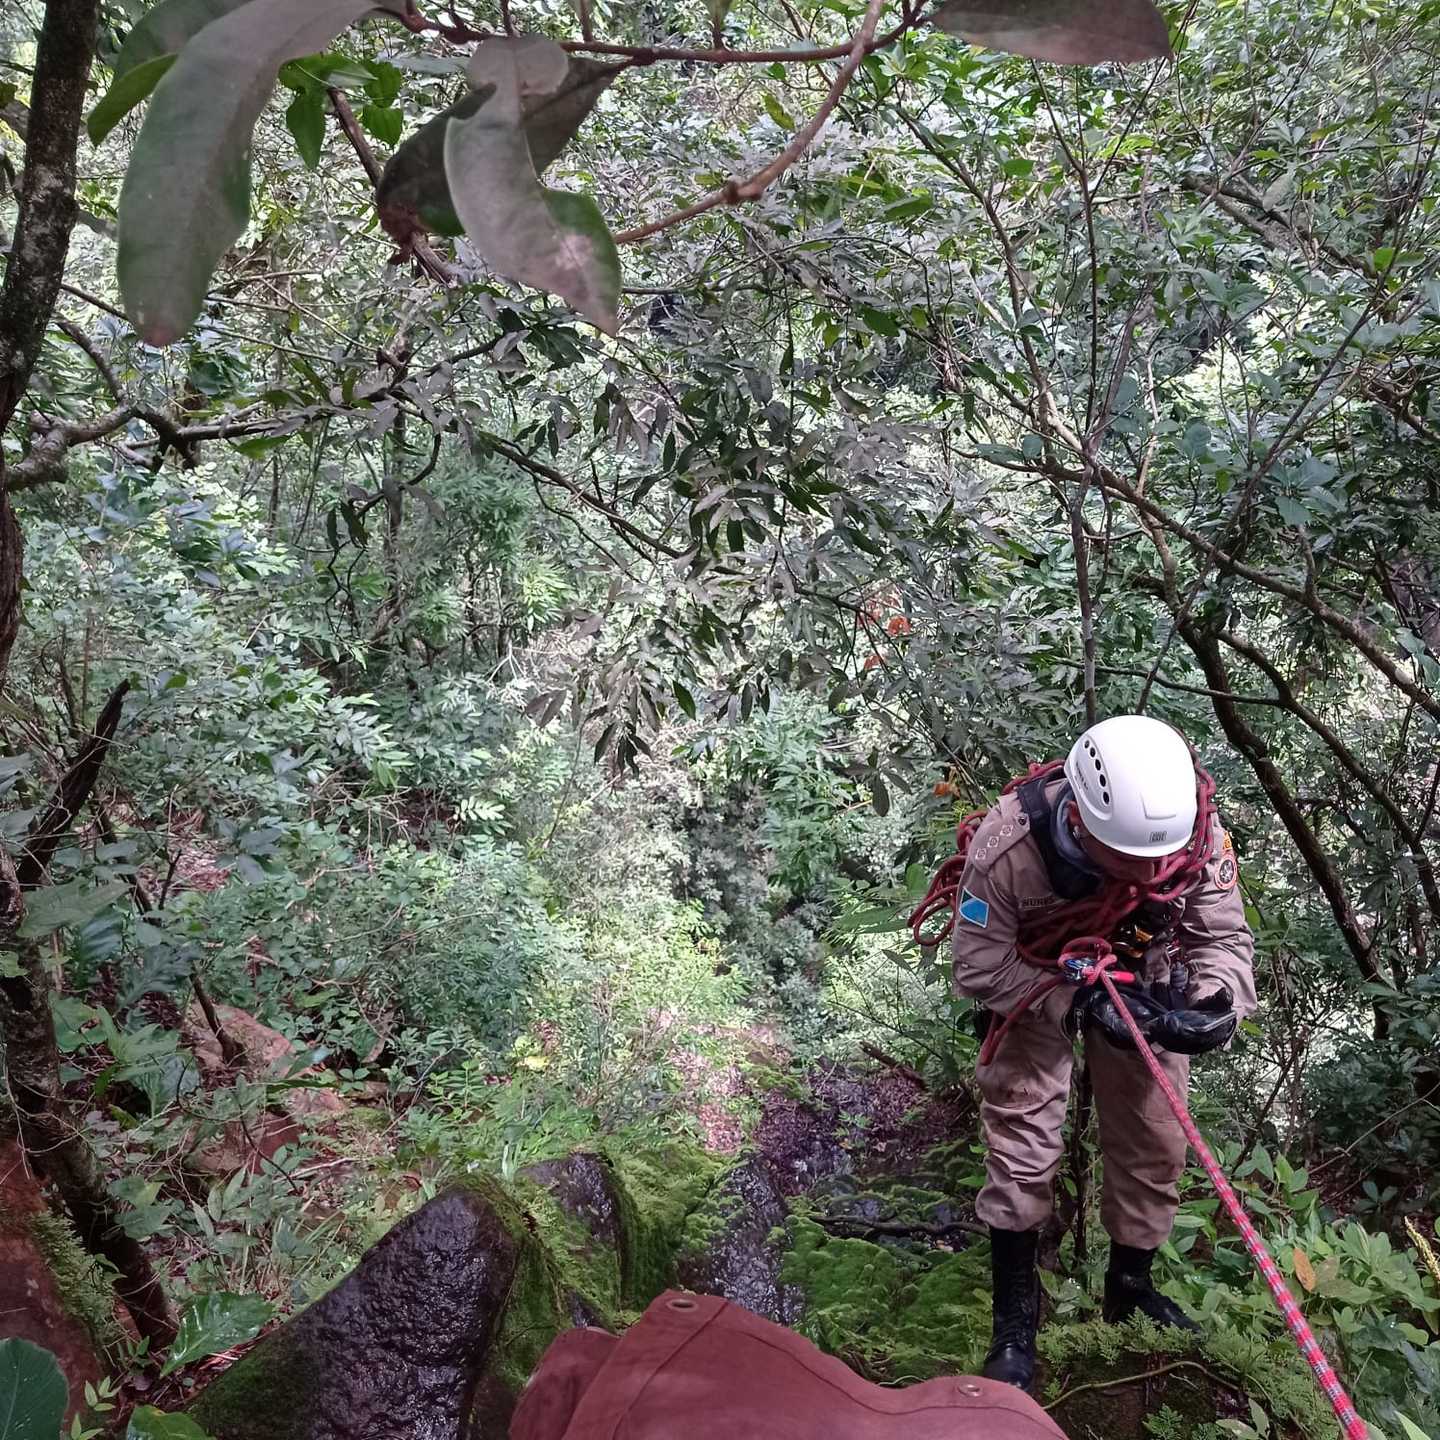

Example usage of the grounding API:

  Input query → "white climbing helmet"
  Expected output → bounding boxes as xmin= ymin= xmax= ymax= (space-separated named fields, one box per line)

xmin=1063 ymin=716 xmax=1198 ymax=858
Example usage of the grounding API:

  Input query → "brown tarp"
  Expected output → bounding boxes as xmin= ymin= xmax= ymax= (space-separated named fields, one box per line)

xmin=511 ymin=1291 xmax=1068 ymax=1440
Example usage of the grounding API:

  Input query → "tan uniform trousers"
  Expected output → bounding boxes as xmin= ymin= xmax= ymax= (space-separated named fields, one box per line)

xmin=974 ymin=1015 xmax=1190 ymax=1250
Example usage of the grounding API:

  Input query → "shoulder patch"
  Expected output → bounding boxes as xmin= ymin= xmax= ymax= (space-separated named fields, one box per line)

xmin=1213 ymin=829 xmax=1237 ymax=888
xmin=966 ymin=797 xmax=1031 ymax=873
xmin=959 ymin=889 xmax=990 ymax=928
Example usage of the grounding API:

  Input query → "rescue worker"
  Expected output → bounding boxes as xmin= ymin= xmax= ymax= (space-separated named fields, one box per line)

xmin=950 ymin=715 xmax=1256 ymax=1392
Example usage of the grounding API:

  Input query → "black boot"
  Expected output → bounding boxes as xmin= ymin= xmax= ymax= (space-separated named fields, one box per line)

xmin=1103 ymin=1243 xmax=1200 ymax=1331
xmin=982 ymin=1227 xmax=1041 ymax=1391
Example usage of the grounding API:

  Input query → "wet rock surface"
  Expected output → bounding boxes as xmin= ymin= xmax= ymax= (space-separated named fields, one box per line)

xmin=755 ymin=1061 xmax=974 ymax=1194
xmin=673 ymin=1154 xmax=801 ymax=1323
xmin=521 ymin=1152 xmax=624 ymax=1254
xmin=189 ymin=1183 xmax=523 ymax=1440
xmin=669 ymin=1061 xmax=976 ymax=1321
xmin=173 ymin=1060 xmax=982 ymax=1434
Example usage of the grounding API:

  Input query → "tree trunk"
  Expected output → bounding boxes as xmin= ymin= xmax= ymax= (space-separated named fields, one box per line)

xmin=0 ymin=0 xmax=101 ymax=691
xmin=0 ymin=684 xmax=179 ymax=1351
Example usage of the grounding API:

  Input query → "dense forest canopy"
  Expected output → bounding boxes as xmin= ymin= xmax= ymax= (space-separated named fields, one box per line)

xmin=1 ymin=0 xmax=1438 ymax=1435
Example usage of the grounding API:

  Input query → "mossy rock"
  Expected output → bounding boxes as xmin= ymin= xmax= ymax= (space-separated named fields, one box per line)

xmin=0 ymin=1148 xmax=121 ymax=1424
xmin=516 ymin=1153 xmax=629 ymax=1322
xmin=14 ymin=1206 xmax=126 ymax=1361
xmin=186 ymin=1145 xmax=721 ymax=1440
xmin=190 ymin=1178 xmax=536 ymax=1440
xmin=778 ymin=1215 xmax=992 ymax=1384
xmin=602 ymin=1139 xmax=722 ymax=1307
xmin=673 ymin=1152 xmax=800 ymax=1321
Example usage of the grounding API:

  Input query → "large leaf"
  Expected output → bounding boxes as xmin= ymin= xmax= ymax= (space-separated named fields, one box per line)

xmin=89 ymin=0 xmax=254 ymax=140
xmin=17 ymin=878 xmax=127 ymax=941
xmin=117 ymin=0 xmax=404 ymax=344
xmin=442 ymin=37 xmax=620 ymax=334
xmin=931 ymin=0 xmax=1170 ymax=64
xmin=0 ymin=1339 xmax=67 ymax=1440
xmin=127 ymin=1409 xmax=215 ymax=1440
xmin=377 ymin=54 xmax=618 ymax=237
xmin=88 ymin=54 xmax=177 ymax=143
xmin=112 ymin=0 xmax=255 ymax=78
xmin=160 ymin=1292 xmax=273 ymax=1376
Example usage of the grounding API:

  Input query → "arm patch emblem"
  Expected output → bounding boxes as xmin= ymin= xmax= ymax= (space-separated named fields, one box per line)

xmin=959 ymin=889 xmax=990 ymax=928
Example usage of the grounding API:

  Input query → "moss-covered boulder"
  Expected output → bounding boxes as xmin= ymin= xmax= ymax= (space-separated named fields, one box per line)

xmin=778 ymin=1215 xmax=992 ymax=1383
xmin=189 ymin=1179 xmax=534 ymax=1440
xmin=673 ymin=1154 xmax=800 ymax=1323
xmin=183 ymin=1143 xmax=720 ymax=1440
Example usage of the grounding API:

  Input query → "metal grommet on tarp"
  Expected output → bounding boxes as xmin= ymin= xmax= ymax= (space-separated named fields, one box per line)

xmin=666 ymin=1296 xmax=698 ymax=1311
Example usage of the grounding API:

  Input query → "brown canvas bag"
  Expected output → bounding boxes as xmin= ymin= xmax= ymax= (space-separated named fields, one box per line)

xmin=511 ymin=1291 xmax=1067 ymax=1440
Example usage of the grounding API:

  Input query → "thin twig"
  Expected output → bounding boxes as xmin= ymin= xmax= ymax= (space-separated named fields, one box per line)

xmin=614 ymin=0 xmax=889 ymax=244
xmin=328 ymin=89 xmax=454 ymax=286
xmin=1044 ymin=1360 xmax=1230 ymax=1413
xmin=404 ymin=0 xmax=920 ymax=65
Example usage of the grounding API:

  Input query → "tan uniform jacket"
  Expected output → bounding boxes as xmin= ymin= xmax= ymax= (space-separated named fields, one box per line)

xmin=950 ymin=780 xmax=1257 ymax=1027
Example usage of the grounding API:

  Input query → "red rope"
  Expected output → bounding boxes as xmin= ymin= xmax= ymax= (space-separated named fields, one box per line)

xmin=1097 ymin=967 xmax=1369 ymax=1440
xmin=909 ymin=759 xmax=1369 ymax=1437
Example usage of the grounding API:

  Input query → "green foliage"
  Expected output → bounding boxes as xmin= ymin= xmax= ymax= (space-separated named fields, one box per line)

xmin=87 ymin=56 xmax=177 ymax=144
xmin=6 ymin=0 xmax=1440 ymax=1431
xmin=116 ymin=0 xmax=408 ymax=342
xmin=161 ymin=1293 xmax=274 ymax=1376
xmin=1159 ymin=1148 xmax=1440 ymax=1432
xmin=443 ymin=39 xmax=621 ymax=335
xmin=779 ymin=1216 xmax=992 ymax=1382
xmin=931 ymin=0 xmax=1170 ymax=64
xmin=0 ymin=1339 xmax=67 ymax=1440
xmin=1040 ymin=1316 xmax=1337 ymax=1440
xmin=126 ymin=1410 xmax=216 ymax=1440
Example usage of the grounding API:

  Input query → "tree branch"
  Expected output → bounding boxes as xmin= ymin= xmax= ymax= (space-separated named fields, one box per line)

xmin=18 ymin=681 xmax=130 ymax=887
xmin=329 ymin=90 xmax=454 ymax=286
xmin=614 ymin=0 xmax=889 ymax=244
xmin=0 ymin=681 xmax=179 ymax=1350
xmin=1215 ymin=626 xmax=1440 ymax=930
xmin=486 ymin=433 xmax=682 ymax=559
xmin=1174 ymin=617 xmax=1381 ymax=993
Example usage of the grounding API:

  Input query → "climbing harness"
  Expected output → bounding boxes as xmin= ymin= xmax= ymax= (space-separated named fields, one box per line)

xmin=911 ymin=760 xmax=1370 ymax=1440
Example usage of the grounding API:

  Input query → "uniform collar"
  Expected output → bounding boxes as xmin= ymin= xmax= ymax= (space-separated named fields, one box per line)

xmin=1050 ymin=781 xmax=1101 ymax=878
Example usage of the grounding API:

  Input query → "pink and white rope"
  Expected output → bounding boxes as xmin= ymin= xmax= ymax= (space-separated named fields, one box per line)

xmin=1098 ymin=968 xmax=1369 ymax=1440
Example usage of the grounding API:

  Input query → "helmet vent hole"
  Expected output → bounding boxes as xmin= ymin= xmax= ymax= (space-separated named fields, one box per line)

xmin=1094 ymin=758 xmax=1102 ymax=770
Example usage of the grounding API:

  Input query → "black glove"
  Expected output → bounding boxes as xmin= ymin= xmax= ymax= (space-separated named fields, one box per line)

xmin=1072 ymin=980 xmax=1238 ymax=1055
xmin=1067 ymin=983 xmax=1167 ymax=1050
xmin=1146 ymin=987 xmax=1238 ymax=1055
